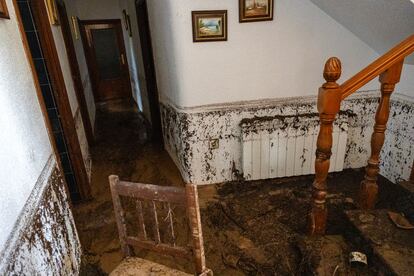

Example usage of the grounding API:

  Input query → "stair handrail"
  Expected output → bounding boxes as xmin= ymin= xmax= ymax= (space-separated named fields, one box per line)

xmin=308 ymin=34 xmax=414 ymax=236
xmin=341 ymin=35 xmax=414 ymax=99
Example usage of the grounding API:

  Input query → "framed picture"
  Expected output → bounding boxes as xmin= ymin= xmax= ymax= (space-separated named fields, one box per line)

xmin=192 ymin=10 xmax=227 ymax=42
xmin=239 ymin=0 xmax=274 ymax=23
xmin=0 ymin=0 xmax=10 ymax=19
xmin=46 ymin=0 xmax=60 ymax=25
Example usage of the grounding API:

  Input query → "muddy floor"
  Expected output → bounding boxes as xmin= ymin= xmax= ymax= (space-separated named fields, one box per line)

xmin=74 ymin=99 xmax=402 ymax=275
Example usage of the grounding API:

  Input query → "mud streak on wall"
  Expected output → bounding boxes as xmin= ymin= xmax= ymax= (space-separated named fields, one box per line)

xmin=161 ymin=92 xmax=414 ymax=185
xmin=1 ymin=161 xmax=81 ymax=275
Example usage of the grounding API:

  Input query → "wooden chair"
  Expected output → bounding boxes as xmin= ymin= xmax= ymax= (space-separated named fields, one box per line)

xmin=109 ymin=175 xmax=212 ymax=275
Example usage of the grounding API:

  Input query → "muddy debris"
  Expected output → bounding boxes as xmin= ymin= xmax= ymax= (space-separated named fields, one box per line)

xmin=74 ymin=100 xmax=407 ymax=275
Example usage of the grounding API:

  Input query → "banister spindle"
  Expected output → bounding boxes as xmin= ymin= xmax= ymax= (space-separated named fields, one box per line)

xmin=360 ymin=61 xmax=404 ymax=209
xmin=309 ymin=57 xmax=343 ymax=236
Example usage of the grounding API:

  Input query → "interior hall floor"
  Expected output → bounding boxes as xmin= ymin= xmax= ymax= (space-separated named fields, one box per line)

xmin=74 ymin=99 xmax=407 ymax=276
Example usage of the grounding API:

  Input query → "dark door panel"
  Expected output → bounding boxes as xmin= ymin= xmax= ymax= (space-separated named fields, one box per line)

xmin=80 ymin=20 xmax=131 ymax=102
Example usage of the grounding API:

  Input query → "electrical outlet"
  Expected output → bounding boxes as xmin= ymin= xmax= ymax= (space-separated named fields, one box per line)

xmin=209 ymin=138 xmax=219 ymax=150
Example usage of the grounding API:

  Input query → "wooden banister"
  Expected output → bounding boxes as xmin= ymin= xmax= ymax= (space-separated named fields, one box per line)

xmin=341 ymin=35 xmax=414 ymax=99
xmin=308 ymin=34 xmax=414 ymax=236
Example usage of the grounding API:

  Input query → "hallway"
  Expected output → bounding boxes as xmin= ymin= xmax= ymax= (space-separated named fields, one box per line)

xmin=73 ymin=100 xmax=186 ymax=274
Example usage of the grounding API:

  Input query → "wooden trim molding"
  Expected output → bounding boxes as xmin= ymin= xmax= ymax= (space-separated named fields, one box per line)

xmin=0 ymin=0 xmax=10 ymax=19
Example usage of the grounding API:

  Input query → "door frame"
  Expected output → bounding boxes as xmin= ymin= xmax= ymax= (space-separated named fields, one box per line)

xmin=79 ymin=19 xmax=132 ymax=103
xmin=56 ymin=1 xmax=94 ymax=146
xmin=135 ymin=0 xmax=163 ymax=143
xmin=13 ymin=0 xmax=92 ymax=201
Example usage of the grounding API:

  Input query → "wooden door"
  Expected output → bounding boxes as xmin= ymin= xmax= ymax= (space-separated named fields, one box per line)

xmin=80 ymin=19 xmax=131 ymax=102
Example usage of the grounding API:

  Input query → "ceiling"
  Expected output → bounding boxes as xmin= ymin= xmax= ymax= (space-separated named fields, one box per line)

xmin=309 ymin=0 xmax=414 ymax=64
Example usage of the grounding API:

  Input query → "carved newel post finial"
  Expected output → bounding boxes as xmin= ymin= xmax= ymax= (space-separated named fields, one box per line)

xmin=308 ymin=57 xmax=343 ymax=236
xmin=323 ymin=57 xmax=342 ymax=88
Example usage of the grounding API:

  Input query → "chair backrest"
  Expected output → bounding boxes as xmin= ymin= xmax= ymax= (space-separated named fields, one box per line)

xmin=109 ymin=175 xmax=211 ymax=275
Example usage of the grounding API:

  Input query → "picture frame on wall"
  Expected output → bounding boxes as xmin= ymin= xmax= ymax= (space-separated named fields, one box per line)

xmin=0 ymin=0 xmax=10 ymax=19
xmin=239 ymin=0 xmax=274 ymax=23
xmin=192 ymin=10 xmax=227 ymax=42
xmin=46 ymin=0 xmax=60 ymax=25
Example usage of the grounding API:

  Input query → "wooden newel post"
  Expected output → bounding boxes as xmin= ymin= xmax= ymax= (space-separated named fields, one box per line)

xmin=360 ymin=61 xmax=404 ymax=209
xmin=308 ymin=57 xmax=342 ymax=235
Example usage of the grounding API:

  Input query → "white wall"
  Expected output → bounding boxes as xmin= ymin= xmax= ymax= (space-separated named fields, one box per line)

xmin=148 ymin=0 xmax=413 ymax=108
xmin=0 ymin=0 xmax=53 ymax=251
xmin=399 ymin=64 xmax=414 ymax=97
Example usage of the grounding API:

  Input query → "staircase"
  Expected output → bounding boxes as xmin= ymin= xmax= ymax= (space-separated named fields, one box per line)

xmin=306 ymin=36 xmax=414 ymax=275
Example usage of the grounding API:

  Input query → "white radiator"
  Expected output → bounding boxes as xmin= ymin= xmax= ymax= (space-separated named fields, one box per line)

xmin=241 ymin=114 xmax=349 ymax=180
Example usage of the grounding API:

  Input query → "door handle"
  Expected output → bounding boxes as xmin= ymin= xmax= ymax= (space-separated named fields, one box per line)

xmin=120 ymin=54 xmax=126 ymax=65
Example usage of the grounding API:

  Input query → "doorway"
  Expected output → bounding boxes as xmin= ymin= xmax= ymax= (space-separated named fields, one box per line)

xmin=135 ymin=0 xmax=163 ymax=143
xmin=80 ymin=19 xmax=132 ymax=103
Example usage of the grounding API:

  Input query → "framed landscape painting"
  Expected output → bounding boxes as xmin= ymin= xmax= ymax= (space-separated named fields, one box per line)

xmin=192 ymin=10 xmax=227 ymax=42
xmin=239 ymin=0 xmax=274 ymax=23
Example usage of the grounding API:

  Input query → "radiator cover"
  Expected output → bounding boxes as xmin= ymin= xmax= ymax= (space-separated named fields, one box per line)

xmin=241 ymin=113 xmax=349 ymax=180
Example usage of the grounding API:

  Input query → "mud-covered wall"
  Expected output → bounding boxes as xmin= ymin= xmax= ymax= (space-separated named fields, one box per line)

xmin=0 ymin=157 xmax=81 ymax=275
xmin=382 ymin=95 xmax=414 ymax=183
xmin=161 ymin=91 xmax=414 ymax=185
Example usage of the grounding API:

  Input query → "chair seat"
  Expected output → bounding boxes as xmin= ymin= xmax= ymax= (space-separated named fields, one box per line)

xmin=110 ymin=257 xmax=191 ymax=276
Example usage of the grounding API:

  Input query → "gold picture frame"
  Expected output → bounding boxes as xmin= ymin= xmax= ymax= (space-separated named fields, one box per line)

xmin=46 ymin=0 xmax=60 ymax=25
xmin=239 ymin=0 xmax=274 ymax=23
xmin=192 ymin=10 xmax=227 ymax=43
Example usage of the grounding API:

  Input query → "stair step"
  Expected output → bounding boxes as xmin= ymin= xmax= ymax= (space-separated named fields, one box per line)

xmin=345 ymin=209 xmax=414 ymax=276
